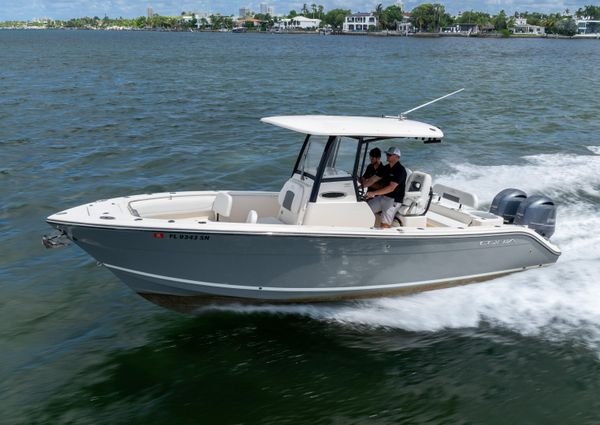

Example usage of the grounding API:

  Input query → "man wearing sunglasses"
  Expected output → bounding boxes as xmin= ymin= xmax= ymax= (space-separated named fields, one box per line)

xmin=362 ymin=147 xmax=407 ymax=228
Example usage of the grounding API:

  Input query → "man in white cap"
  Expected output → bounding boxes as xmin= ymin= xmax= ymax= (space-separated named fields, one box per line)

xmin=362 ymin=146 xmax=407 ymax=228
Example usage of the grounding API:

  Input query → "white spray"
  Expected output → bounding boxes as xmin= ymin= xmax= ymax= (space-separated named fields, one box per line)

xmin=208 ymin=147 xmax=600 ymax=354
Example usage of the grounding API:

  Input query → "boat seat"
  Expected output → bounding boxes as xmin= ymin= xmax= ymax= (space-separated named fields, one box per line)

xmin=432 ymin=184 xmax=478 ymax=209
xmin=213 ymin=191 xmax=233 ymax=221
xmin=276 ymin=179 xmax=308 ymax=224
xmin=397 ymin=171 xmax=433 ymax=216
xmin=255 ymin=178 xmax=309 ymax=225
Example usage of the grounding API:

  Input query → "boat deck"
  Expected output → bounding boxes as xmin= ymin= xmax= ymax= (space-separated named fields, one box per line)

xmin=120 ymin=190 xmax=505 ymax=230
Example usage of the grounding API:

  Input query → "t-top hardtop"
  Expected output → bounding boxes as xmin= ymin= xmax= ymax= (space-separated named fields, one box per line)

xmin=261 ymin=115 xmax=444 ymax=141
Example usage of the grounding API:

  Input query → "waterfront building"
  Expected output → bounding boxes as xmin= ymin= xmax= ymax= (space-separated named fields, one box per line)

xmin=237 ymin=18 xmax=262 ymax=28
xmin=397 ymin=20 xmax=413 ymax=34
xmin=396 ymin=13 xmax=413 ymax=34
xmin=239 ymin=7 xmax=252 ymax=18
xmin=194 ymin=12 xmax=211 ymax=28
xmin=272 ymin=16 xmax=321 ymax=31
xmin=147 ymin=7 xmax=154 ymax=18
xmin=509 ymin=17 xmax=545 ymax=35
xmin=576 ymin=18 xmax=600 ymax=36
xmin=260 ymin=3 xmax=274 ymax=16
xmin=181 ymin=12 xmax=194 ymax=22
xmin=32 ymin=17 xmax=53 ymax=24
xmin=342 ymin=12 xmax=378 ymax=33
xmin=178 ymin=10 xmax=211 ymax=28
xmin=442 ymin=23 xmax=480 ymax=34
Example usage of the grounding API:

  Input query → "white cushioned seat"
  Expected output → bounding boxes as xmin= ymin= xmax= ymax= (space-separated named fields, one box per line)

xmin=213 ymin=192 xmax=233 ymax=220
xmin=397 ymin=171 xmax=432 ymax=216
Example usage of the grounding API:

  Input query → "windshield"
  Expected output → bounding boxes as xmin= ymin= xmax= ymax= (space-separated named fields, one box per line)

xmin=295 ymin=135 xmax=327 ymax=179
xmin=295 ymin=136 xmax=359 ymax=181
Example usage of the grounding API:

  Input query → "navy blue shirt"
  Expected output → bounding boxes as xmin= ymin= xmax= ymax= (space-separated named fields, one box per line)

xmin=362 ymin=163 xmax=380 ymax=180
xmin=363 ymin=163 xmax=383 ymax=192
xmin=376 ymin=162 xmax=407 ymax=203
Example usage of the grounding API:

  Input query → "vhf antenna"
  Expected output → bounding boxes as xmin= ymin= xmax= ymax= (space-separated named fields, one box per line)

xmin=384 ymin=88 xmax=465 ymax=120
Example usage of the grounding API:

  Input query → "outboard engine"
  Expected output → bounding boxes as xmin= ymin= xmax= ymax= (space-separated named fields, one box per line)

xmin=490 ymin=188 xmax=528 ymax=223
xmin=514 ymin=195 xmax=557 ymax=239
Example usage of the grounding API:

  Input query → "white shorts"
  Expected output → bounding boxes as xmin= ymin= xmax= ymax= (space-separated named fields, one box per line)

xmin=368 ymin=196 xmax=401 ymax=225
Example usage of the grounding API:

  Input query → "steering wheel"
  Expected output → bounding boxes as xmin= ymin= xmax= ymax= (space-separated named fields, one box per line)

xmin=357 ymin=185 xmax=369 ymax=202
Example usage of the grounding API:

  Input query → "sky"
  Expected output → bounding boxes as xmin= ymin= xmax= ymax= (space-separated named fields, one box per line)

xmin=0 ymin=0 xmax=591 ymax=21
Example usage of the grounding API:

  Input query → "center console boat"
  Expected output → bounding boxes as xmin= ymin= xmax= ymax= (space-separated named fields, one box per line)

xmin=45 ymin=114 xmax=560 ymax=308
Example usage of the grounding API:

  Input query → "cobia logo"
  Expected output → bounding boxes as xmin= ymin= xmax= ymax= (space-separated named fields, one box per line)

xmin=479 ymin=239 xmax=516 ymax=246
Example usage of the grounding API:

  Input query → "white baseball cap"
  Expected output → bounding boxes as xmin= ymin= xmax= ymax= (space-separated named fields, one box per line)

xmin=385 ymin=147 xmax=401 ymax=157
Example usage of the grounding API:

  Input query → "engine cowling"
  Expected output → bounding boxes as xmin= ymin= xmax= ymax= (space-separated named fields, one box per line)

xmin=490 ymin=188 xmax=528 ymax=224
xmin=514 ymin=195 xmax=557 ymax=239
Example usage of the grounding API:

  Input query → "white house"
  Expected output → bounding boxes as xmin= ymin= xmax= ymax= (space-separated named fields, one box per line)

xmin=442 ymin=23 xmax=480 ymax=34
xmin=576 ymin=18 xmax=600 ymax=36
xmin=396 ymin=13 xmax=413 ymax=34
xmin=343 ymin=12 xmax=378 ymax=32
xmin=509 ymin=17 xmax=545 ymax=35
xmin=273 ymin=15 xmax=321 ymax=31
xmin=181 ymin=11 xmax=211 ymax=28
xmin=32 ymin=17 xmax=53 ymax=24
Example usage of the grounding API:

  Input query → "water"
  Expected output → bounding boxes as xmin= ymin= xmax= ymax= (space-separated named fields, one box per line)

xmin=1 ymin=30 xmax=600 ymax=424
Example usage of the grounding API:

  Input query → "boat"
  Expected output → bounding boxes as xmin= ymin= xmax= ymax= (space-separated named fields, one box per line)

xmin=44 ymin=110 xmax=560 ymax=307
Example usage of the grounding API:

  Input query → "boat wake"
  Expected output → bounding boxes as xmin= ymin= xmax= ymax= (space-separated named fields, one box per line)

xmin=204 ymin=148 xmax=600 ymax=353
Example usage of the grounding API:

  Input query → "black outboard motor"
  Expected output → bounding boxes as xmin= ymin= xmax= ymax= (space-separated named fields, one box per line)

xmin=490 ymin=188 xmax=528 ymax=223
xmin=514 ymin=195 xmax=557 ymax=239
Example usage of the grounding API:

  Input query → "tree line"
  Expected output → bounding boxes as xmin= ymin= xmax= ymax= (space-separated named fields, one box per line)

xmin=406 ymin=3 xmax=600 ymax=35
xmin=2 ymin=3 xmax=599 ymax=35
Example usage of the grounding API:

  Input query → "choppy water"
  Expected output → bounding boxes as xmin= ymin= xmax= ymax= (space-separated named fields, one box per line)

xmin=2 ymin=30 xmax=600 ymax=424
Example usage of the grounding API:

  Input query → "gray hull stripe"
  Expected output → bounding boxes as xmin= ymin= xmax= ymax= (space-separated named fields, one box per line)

xmin=104 ymin=263 xmax=534 ymax=293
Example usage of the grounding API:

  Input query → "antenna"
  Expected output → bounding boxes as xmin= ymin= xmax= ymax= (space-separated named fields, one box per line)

xmin=384 ymin=88 xmax=465 ymax=120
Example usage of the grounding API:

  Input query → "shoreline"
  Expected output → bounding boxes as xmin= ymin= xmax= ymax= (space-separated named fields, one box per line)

xmin=1 ymin=27 xmax=598 ymax=39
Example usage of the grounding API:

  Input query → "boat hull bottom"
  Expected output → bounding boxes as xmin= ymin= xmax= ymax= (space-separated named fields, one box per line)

xmin=132 ymin=269 xmax=533 ymax=313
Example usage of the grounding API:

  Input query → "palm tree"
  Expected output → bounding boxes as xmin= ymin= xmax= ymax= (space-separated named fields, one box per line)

xmin=302 ymin=3 xmax=309 ymax=16
xmin=374 ymin=3 xmax=384 ymax=29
